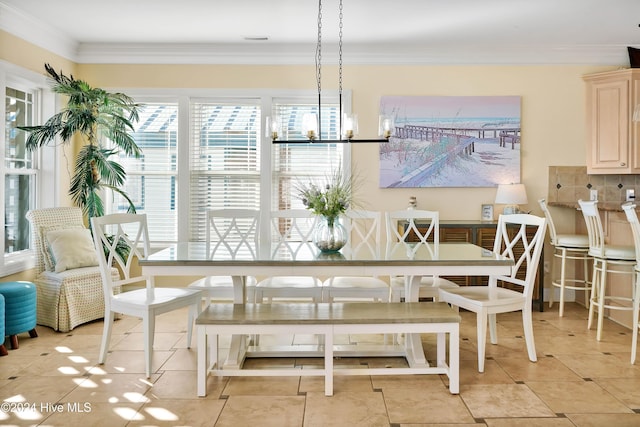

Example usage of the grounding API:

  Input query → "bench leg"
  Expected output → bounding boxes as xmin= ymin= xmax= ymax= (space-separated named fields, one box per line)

xmin=197 ymin=326 xmax=207 ymax=397
xmin=324 ymin=330 xmax=333 ymax=397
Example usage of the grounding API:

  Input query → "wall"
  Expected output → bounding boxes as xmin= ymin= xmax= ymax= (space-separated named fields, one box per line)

xmin=77 ymin=63 xmax=615 ymax=220
xmin=1 ymin=31 xmax=629 ymax=288
xmin=2 ymin=29 xmax=620 ymax=219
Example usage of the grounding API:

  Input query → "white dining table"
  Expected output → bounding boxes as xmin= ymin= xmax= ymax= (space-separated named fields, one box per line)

xmin=139 ymin=241 xmax=513 ymax=368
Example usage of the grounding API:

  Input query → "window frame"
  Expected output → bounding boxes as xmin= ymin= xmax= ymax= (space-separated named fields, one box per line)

xmin=0 ymin=61 xmax=58 ymax=276
xmin=110 ymin=88 xmax=352 ymax=247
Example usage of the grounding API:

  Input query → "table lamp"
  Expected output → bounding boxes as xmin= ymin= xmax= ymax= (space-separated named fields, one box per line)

xmin=495 ymin=183 xmax=528 ymax=215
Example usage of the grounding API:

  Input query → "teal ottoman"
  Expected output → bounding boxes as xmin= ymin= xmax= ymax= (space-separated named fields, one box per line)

xmin=0 ymin=294 xmax=6 ymax=356
xmin=0 ymin=281 xmax=37 ymax=350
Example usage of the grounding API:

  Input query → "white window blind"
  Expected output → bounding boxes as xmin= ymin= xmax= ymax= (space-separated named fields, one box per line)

xmin=117 ymin=102 xmax=178 ymax=242
xmin=108 ymin=90 xmax=351 ymax=248
xmin=271 ymin=100 xmax=344 ymax=211
xmin=270 ymin=100 xmax=345 ymax=243
xmin=189 ymin=100 xmax=261 ymax=242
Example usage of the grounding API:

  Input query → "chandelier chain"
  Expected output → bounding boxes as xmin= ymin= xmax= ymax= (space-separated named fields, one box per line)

xmin=338 ymin=0 xmax=343 ymax=97
xmin=271 ymin=0 xmax=389 ymax=143
xmin=316 ymin=0 xmax=322 ymax=102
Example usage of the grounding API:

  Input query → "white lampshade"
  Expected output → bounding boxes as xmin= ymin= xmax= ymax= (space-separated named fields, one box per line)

xmin=495 ymin=183 xmax=528 ymax=214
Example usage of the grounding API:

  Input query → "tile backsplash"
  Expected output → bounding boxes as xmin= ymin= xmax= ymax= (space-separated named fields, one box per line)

xmin=548 ymin=166 xmax=640 ymax=204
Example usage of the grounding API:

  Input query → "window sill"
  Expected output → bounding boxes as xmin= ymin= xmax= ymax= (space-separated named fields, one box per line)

xmin=0 ymin=254 xmax=35 ymax=278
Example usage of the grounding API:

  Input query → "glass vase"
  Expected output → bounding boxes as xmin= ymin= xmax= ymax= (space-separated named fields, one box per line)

xmin=313 ymin=216 xmax=347 ymax=253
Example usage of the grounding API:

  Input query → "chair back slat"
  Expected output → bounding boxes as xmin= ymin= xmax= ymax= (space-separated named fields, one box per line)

xmin=385 ymin=209 xmax=439 ymax=259
xmin=342 ymin=210 xmax=381 ymax=259
xmin=91 ymin=214 xmax=151 ymax=305
xmin=622 ymin=203 xmax=640 ymax=265
xmin=538 ymin=198 xmax=558 ymax=245
xmin=493 ymin=213 xmax=547 ymax=300
xmin=270 ymin=209 xmax=319 ymax=258
xmin=577 ymin=200 xmax=606 ymax=257
xmin=205 ymin=209 xmax=259 ymax=260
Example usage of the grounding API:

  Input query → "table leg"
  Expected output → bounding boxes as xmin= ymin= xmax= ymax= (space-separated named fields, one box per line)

xmin=232 ymin=275 xmax=246 ymax=303
xmin=404 ymin=275 xmax=428 ymax=367
xmin=405 ymin=332 xmax=429 ymax=368
xmin=222 ymin=276 xmax=250 ymax=369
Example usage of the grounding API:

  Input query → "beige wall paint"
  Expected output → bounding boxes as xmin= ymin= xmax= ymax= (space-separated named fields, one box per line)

xmin=1 ymin=32 xmax=629 ymax=296
xmin=78 ymin=62 xmax=615 ymax=219
xmin=1 ymin=30 xmax=76 ymax=76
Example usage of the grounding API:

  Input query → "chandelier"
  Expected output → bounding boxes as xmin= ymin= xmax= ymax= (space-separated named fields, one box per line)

xmin=269 ymin=0 xmax=393 ymax=144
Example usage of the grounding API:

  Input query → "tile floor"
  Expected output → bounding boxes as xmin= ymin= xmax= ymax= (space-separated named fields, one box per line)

xmin=1 ymin=302 xmax=640 ymax=426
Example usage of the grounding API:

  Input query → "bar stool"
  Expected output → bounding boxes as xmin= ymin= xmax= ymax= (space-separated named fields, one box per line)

xmin=620 ymin=203 xmax=640 ymax=363
xmin=539 ymin=199 xmax=591 ymax=316
xmin=578 ymin=200 xmax=635 ymax=341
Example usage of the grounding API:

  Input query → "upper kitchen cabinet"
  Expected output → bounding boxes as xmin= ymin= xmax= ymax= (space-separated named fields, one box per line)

xmin=584 ymin=69 xmax=640 ymax=174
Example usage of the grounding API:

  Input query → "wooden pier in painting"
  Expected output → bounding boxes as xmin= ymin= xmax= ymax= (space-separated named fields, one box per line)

xmin=394 ymin=124 xmax=520 ymax=143
xmin=386 ymin=124 xmax=521 ymax=188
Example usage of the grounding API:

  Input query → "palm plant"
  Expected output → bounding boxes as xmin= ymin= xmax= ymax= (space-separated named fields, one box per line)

xmin=19 ymin=63 xmax=142 ymax=219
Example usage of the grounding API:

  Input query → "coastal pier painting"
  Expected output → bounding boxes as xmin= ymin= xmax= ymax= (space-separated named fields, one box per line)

xmin=379 ymin=96 xmax=521 ymax=188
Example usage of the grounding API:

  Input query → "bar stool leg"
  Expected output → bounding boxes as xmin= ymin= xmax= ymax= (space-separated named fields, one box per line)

xmin=587 ymin=261 xmax=599 ymax=332
xmin=596 ymin=260 xmax=608 ymax=342
xmin=632 ymin=271 xmax=639 ymax=364
xmin=549 ymin=253 xmax=556 ymax=309
xmin=583 ymin=254 xmax=591 ymax=308
xmin=559 ymin=248 xmax=567 ymax=317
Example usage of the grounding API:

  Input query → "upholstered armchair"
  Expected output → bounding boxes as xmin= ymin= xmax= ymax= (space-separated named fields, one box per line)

xmin=26 ymin=207 xmax=119 ymax=332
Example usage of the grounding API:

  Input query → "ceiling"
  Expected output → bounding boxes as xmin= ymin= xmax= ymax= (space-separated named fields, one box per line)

xmin=1 ymin=0 xmax=640 ymax=65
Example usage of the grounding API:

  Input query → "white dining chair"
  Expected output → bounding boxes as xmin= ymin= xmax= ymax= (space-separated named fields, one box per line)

xmin=322 ymin=210 xmax=391 ymax=302
xmin=438 ymin=213 xmax=547 ymax=373
xmin=618 ymin=203 xmax=640 ymax=363
xmin=188 ymin=209 xmax=259 ymax=306
xmin=385 ymin=209 xmax=458 ymax=302
xmin=91 ymin=213 xmax=201 ymax=378
xmin=254 ymin=209 xmax=323 ymax=303
xmin=538 ymin=198 xmax=591 ymax=316
xmin=579 ymin=199 xmax=636 ymax=341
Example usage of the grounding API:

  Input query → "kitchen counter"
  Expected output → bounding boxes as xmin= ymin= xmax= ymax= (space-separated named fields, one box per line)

xmin=548 ymin=201 xmax=636 ymax=212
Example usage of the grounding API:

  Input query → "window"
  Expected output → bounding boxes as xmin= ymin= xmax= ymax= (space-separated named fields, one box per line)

xmin=110 ymin=90 xmax=349 ymax=246
xmin=4 ymin=87 xmax=35 ymax=255
xmin=189 ymin=99 xmax=261 ymax=242
xmin=272 ymin=100 xmax=343 ymax=211
xmin=0 ymin=62 xmax=55 ymax=276
xmin=118 ymin=101 xmax=178 ymax=243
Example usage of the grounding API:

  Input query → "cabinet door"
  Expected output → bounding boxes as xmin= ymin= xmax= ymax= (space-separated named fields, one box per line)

xmin=586 ymin=77 xmax=630 ymax=173
xmin=440 ymin=227 xmax=471 ymax=243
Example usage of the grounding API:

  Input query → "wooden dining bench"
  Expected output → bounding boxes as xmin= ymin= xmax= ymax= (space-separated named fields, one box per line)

xmin=196 ymin=301 xmax=460 ymax=397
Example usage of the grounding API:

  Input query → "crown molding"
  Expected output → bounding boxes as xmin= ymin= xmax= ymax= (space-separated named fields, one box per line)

xmin=0 ymin=3 xmax=630 ymax=66
xmin=75 ymin=42 xmax=631 ymax=66
xmin=0 ymin=3 xmax=78 ymax=61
